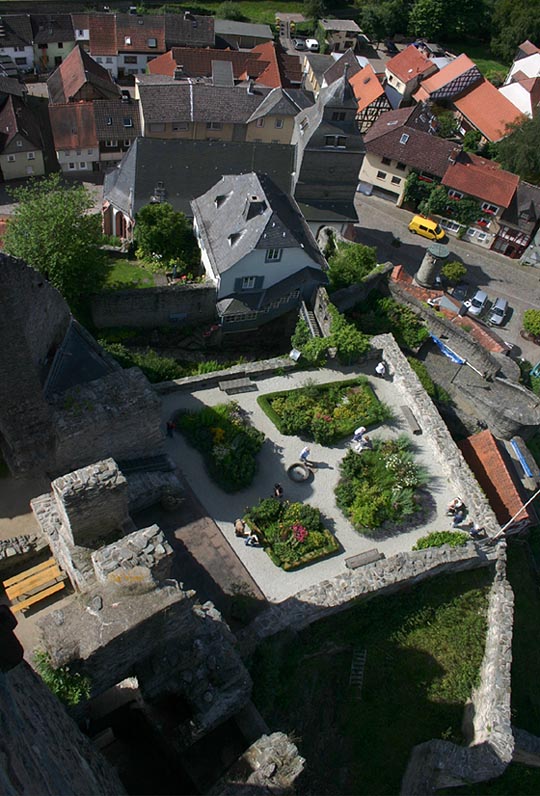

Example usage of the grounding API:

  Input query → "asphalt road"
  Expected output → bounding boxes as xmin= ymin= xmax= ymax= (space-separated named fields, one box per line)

xmin=353 ymin=193 xmax=540 ymax=364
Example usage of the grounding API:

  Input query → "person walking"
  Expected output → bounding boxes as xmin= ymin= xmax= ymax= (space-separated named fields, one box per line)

xmin=299 ymin=446 xmax=311 ymax=464
xmin=375 ymin=361 xmax=387 ymax=378
xmin=273 ymin=483 xmax=284 ymax=499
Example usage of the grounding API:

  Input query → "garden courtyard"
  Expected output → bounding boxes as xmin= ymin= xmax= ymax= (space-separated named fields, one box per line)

xmin=161 ymin=363 xmax=459 ymax=603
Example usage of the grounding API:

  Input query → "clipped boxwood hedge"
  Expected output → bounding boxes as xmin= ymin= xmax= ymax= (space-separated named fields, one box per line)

xmin=257 ymin=377 xmax=392 ymax=444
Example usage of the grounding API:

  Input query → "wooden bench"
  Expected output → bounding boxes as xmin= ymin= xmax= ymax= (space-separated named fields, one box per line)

xmin=345 ymin=549 xmax=385 ymax=570
xmin=218 ymin=378 xmax=257 ymax=395
xmin=400 ymin=405 xmax=422 ymax=435
xmin=3 ymin=557 xmax=67 ymax=613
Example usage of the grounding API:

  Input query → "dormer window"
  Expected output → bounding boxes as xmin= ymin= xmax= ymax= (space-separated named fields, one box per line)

xmin=325 ymin=135 xmax=346 ymax=148
xmin=229 ymin=231 xmax=242 ymax=246
xmin=399 ymin=133 xmax=409 ymax=144
xmin=215 ymin=194 xmax=227 ymax=208
xmin=124 ymin=36 xmax=131 ymax=45
xmin=123 ymin=117 xmax=133 ymax=127
xmin=147 ymin=37 xmax=157 ymax=48
xmin=332 ymin=111 xmax=345 ymax=121
xmin=300 ymin=117 xmax=308 ymax=132
xmin=106 ymin=116 xmax=112 ymax=125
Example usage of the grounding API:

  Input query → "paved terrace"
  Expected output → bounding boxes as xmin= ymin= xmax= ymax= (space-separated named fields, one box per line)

xmin=161 ymin=363 xmax=456 ymax=603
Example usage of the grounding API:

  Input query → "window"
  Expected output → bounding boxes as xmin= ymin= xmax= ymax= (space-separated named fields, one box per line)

xmin=124 ymin=55 xmax=137 ymax=64
xmin=147 ymin=37 xmax=157 ymax=47
xmin=448 ymin=189 xmax=463 ymax=200
xmin=344 ymin=40 xmax=353 ymax=48
xmin=27 ymin=152 xmax=35 ymax=160
xmin=481 ymin=202 xmax=499 ymax=214
xmin=124 ymin=36 xmax=132 ymax=45
xmin=242 ymin=276 xmax=256 ymax=289
xmin=78 ymin=30 xmax=84 ymax=36
xmin=123 ymin=117 xmax=133 ymax=128
xmin=105 ymin=139 xmax=117 ymax=147
xmin=87 ymin=148 xmax=93 ymax=154
xmin=266 ymin=249 xmax=282 ymax=261
xmin=440 ymin=219 xmax=461 ymax=232
xmin=325 ymin=135 xmax=346 ymax=147
xmin=7 ymin=154 xmax=15 ymax=162
xmin=376 ymin=170 xmax=387 ymax=180
xmin=275 ymin=118 xmax=284 ymax=128
xmin=95 ymin=57 xmax=102 ymax=63
xmin=396 ymin=161 xmax=406 ymax=170
xmin=206 ymin=122 xmax=222 ymax=130
xmin=300 ymin=117 xmax=308 ymax=132
xmin=64 ymin=151 xmax=70 ymax=156
xmin=79 ymin=161 xmax=87 ymax=169
xmin=391 ymin=175 xmax=401 ymax=185
xmin=16 ymin=140 xmax=22 ymax=147
xmin=477 ymin=232 xmax=487 ymax=241
xmin=332 ymin=111 xmax=346 ymax=121
xmin=381 ymin=156 xmax=391 ymax=165
xmin=172 ymin=122 xmax=188 ymax=131
xmin=14 ymin=57 xmax=27 ymax=65
xmin=58 ymin=42 xmax=63 ymax=49
xmin=76 ymin=150 xmax=81 ymax=155
xmin=399 ymin=133 xmax=409 ymax=144
xmin=255 ymin=118 xmax=264 ymax=128
xmin=68 ymin=162 xmax=76 ymax=170
xmin=106 ymin=57 xmax=113 ymax=64
xmin=123 ymin=140 xmax=131 ymax=147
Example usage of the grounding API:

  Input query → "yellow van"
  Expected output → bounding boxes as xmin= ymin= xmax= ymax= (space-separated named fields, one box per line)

xmin=408 ymin=215 xmax=445 ymax=241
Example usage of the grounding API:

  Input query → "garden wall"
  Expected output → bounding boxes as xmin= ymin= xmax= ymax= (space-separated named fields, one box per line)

xmin=91 ymin=283 xmax=217 ymax=329
xmin=372 ymin=333 xmax=500 ymax=535
xmin=153 ymin=356 xmax=296 ymax=395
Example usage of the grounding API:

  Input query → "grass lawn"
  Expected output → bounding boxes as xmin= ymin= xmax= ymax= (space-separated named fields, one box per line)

xmin=444 ymin=40 xmax=508 ymax=76
xmin=250 ymin=567 xmax=492 ymax=795
xmin=190 ymin=0 xmax=307 ymax=24
xmin=103 ymin=259 xmax=156 ymax=290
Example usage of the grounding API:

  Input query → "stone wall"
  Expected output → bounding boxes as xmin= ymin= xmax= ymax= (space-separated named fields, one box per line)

xmin=91 ymin=283 xmax=217 ymax=329
xmin=372 ymin=333 xmax=500 ymax=535
xmin=52 ymin=369 xmax=165 ymax=475
xmin=52 ymin=459 xmax=129 ymax=547
xmin=91 ymin=524 xmax=173 ymax=585
xmin=0 ymin=534 xmax=45 ymax=579
xmin=329 ymin=262 xmax=394 ymax=313
xmin=153 ymin=356 xmax=295 ymax=395
xmin=0 ymin=659 xmax=126 ymax=796
xmin=239 ymin=542 xmax=498 ymax=655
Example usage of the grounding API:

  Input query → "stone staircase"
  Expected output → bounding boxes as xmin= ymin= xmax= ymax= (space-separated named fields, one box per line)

xmin=349 ymin=648 xmax=367 ymax=696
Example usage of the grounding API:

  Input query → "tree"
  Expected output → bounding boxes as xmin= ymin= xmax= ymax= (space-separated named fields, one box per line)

xmin=304 ymin=0 xmax=326 ymax=21
xmin=441 ymin=260 xmax=467 ymax=284
xmin=462 ymin=129 xmax=482 ymax=153
xmin=491 ymin=0 xmax=540 ymax=62
xmin=419 ymin=185 xmax=483 ymax=226
xmin=216 ymin=2 xmax=247 ymax=21
xmin=409 ymin=0 xmax=492 ymax=40
xmin=523 ymin=309 xmax=540 ymax=336
xmin=496 ymin=115 xmax=540 ymax=184
xmin=327 ymin=242 xmax=378 ymax=290
xmin=134 ymin=202 xmax=199 ymax=268
xmin=360 ymin=0 xmax=411 ymax=41
xmin=402 ymin=171 xmax=438 ymax=208
xmin=432 ymin=106 xmax=459 ymax=139
xmin=3 ymin=173 xmax=106 ymax=312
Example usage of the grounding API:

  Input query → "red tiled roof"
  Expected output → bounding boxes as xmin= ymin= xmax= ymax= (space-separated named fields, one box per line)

xmin=116 ymin=14 xmax=165 ymax=53
xmin=386 ymin=44 xmax=436 ymax=83
xmin=458 ymin=430 xmax=534 ymax=527
xmin=453 ymin=78 xmax=523 ymax=141
xmin=518 ymin=40 xmax=540 ymax=56
xmin=349 ymin=63 xmax=385 ymax=111
xmin=413 ymin=54 xmax=478 ymax=100
xmin=71 ymin=13 xmax=89 ymax=29
xmin=442 ymin=152 xmax=519 ymax=208
xmin=89 ymin=14 xmax=117 ymax=56
xmin=47 ymin=44 xmax=119 ymax=104
xmin=48 ymin=102 xmax=98 ymax=149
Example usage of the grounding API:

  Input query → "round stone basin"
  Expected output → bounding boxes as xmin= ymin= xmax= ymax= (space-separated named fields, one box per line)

xmin=287 ymin=462 xmax=310 ymax=482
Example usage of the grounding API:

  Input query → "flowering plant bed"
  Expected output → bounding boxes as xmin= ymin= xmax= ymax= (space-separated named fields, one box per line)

xmin=257 ymin=377 xmax=392 ymax=444
xmin=244 ymin=498 xmax=339 ymax=570
xmin=174 ymin=401 xmax=264 ymax=492
xmin=335 ymin=436 xmax=428 ymax=535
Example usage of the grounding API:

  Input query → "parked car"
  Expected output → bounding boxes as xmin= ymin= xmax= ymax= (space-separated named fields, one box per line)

xmin=488 ymin=297 xmax=508 ymax=326
xmin=293 ymin=38 xmax=306 ymax=50
xmin=408 ymin=215 xmax=445 ymax=241
xmin=468 ymin=289 xmax=489 ymax=316
xmin=449 ymin=282 xmax=469 ymax=302
xmin=305 ymin=38 xmax=320 ymax=52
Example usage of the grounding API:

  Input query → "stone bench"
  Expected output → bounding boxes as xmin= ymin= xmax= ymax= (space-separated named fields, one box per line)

xmin=218 ymin=378 xmax=257 ymax=395
xmin=345 ymin=548 xmax=385 ymax=570
xmin=401 ymin=405 xmax=422 ymax=435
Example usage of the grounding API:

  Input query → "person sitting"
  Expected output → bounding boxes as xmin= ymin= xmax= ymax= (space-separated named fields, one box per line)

xmin=354 ymin=434 xmax=373 ymax=453
xmin=245 ymin=532 xmax=259 ymax=547
xmin=452 ymin=509 xmax=466 ymax=528
xmin=273 ymin=483 xmax=284 ymax=499
xmin=447 ymin=497 xmax=465 ymax=516
xmin=375 ymin=361 xmax=387 ymax=378
xmin=234 ymin=518 xmax=246 ymax=537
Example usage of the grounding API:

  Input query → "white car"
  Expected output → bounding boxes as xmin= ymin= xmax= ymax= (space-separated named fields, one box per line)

xmin=468 ymin=289 xmax=489 ymax=316
xmin=305 ymin=38 xmax=320 ymax=52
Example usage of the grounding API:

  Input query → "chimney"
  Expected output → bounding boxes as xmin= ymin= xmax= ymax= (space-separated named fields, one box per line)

xmin=184 ymin=11 xmax=193 ymax=20
xmin=343 ymin=61 xmax=349 ymax=80
xmin=174 ymin=64 xmax=184 ymax=80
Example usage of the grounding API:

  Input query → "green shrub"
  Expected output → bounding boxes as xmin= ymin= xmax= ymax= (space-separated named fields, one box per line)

xmin=175 ymin=402 xmax=264 ymax=492
xmin=244 ymin=497 xmax=338 ymax=570
xmin=216 ymin=1 xmax=247 ymax=19
xmin=350 ymin=292 xmax=429 ymax=351
xmin=327 ymin=241 xmax=378 ymax=290
xmin=336 ymin=438 xmax=427 ymax=534
xmin=34 ymin=649 xmax=91 ymax=706
xmin=523 ymin=309 xmax=540 ymax=337
xmin=99 ymin=341 xmax=184 ymax=382
xmin=258 ymin=377 xmax=392 ymax=443
xmin=413 ymin=531 xmax=470 ymax=550
xmin=407 ymin=358 xmax=451 ymax=404
xmin=440 ymin=260 xmax=467 ymax=285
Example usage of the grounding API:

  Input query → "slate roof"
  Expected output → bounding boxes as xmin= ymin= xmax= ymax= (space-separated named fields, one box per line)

xmin=32 ymin=14 xmax=74 ymax=45
xmin=323 ymin=49 xmax=363 ymax=86
xmin=191 ymin=172 xmax=326 ymax=276
xmin=386 ymin=44 xmax=436 ymax=83
xmin=454 ymin=78 xmax=523 ymax=141
xmin=364 ymin=105 xmax=458 ymax=176
xmin=214 ymin=19 xmax=272 ymax=39
xmin=500 ymin=180 xmax=540 ymax=233
xmin=246 ymin=87 xmax=313 ymax=123
xmin=104 ymin=137 xmax=295 ymax=219
xmin=304 ymin=52 xmax=334 ymax=85
xmin=0 ymin=94 xmax=42 ymax=150
xmin=0 ymin=75 xmax=26 ymax=98
xmin=47 ymin=44 xmax=120 ymax=104
xmin=349 ymin=63 xmax=385 ymax=111
xmin=93 ymin=98 xmax=141 ymax=139
xmin=165 ymin=13 xmax=214 ymax=48
xmin=49 ymin=102 xmax=97 ymax=149
xmin=458 ymin=430 xmax=535 ymax=527
xmin=0 ymin=14 xmax=33 ymax=47
xmin=442 ymin=152 xmax=519 ymax=207
xmin=319 ymin=19 xmax=361 ymax=33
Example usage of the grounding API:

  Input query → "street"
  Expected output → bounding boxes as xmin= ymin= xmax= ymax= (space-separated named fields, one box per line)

xmin=352 ymin=193 xmax=540 ymax=365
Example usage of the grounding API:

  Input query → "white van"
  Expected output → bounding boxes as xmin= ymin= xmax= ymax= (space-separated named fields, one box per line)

xmin=305 ymin=38 xmax=320 ymax=52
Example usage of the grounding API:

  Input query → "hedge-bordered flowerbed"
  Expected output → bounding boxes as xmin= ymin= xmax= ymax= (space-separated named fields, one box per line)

xmin=174 ymin=401 xmax=264 ymax=492
xmin=244 ymin=497 xmax=339 ymax=570
xmin=257 ymin=377 xmax=392 ymax=444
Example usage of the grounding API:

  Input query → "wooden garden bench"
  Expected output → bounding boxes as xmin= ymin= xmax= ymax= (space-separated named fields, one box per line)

xmin=218 ymin=377 xmax=257 ymax=395
xmin=400 ymin=405 xmax=422 ymax=435
xmin=3 ymin=557 xmax=67 ymax=613
xmin=345 ymin=549 xmax=385 ymax=570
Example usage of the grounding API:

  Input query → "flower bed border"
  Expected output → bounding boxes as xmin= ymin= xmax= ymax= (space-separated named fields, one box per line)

xmin=246 ymin=520 xmax=340 ymax=571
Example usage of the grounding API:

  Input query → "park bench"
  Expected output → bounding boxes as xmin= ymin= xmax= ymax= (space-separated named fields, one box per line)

xmin=400 ymin=405 xmax=422 ymax=435
xmin=3 ymin=557 xmax=67 ymax=614
xmin=218 ymin=377 xmax=257 ymax=395
xmin=345 ymin=548 xmax=385 ymax=570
